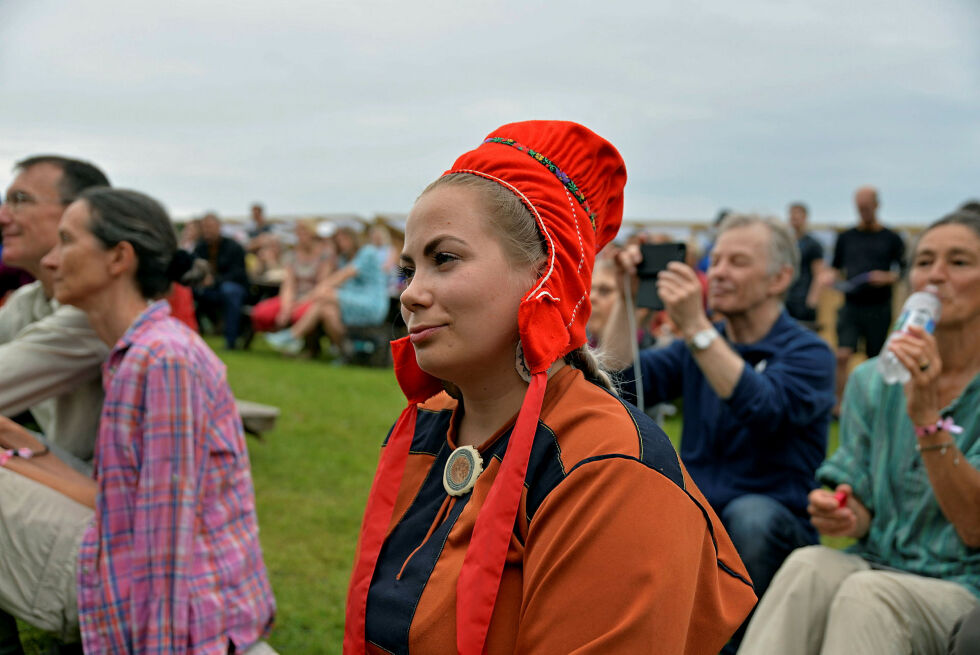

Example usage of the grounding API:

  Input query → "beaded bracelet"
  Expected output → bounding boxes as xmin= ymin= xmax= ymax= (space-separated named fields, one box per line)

xmin=914 ymin=416 xmax=963 ymax=439
xmin=914 ymin=440 xmax=960 ymax=465
xmin=0 ymin=445 xmax=50 ymax=467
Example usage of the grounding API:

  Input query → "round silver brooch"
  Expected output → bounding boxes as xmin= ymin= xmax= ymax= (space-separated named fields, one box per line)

xmin=443 ymin=445 xmax=484 ymax=497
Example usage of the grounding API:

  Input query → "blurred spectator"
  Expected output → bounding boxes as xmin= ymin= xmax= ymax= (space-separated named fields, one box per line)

xmin=167 ymin=283 xmax=199 ymax=332
xmin=368 ymin=224 xmax=404 ymax=315
xmin=266 ymin=225 xmax=387 ymax=359
xmin=193 ymin=213 xmax=248 ymax=349
xmin=177 ymin=218 xmax=202 ymax=252
xmin=247 ymin=231 xmax=285 ymax=285
xmin=587 ymin=257 xmax=618 ymax=346
xmin=785 ymin=202 xmax=824 ymax=327
xmin=251 ymin=219 xmax=332 ymax=334
xmin=0 ymin=155 xmax=110 ymax=461
xmin=246 ymin=202 xmax=272 ymax=242
xmin=825 ymin=185 xmax=905 ymax=415
xmin=604 ymin=214 xmax=835 ymax=654
xmin=368 ymin=224 xmax=397 ymax=270
xmin=0 ymin=154 xmax=111 ymax=655
xmin=696 ymin=208 xmax=732 ymax=272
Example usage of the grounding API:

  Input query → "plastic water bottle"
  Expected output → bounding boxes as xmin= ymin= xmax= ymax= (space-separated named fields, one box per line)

xmin=877 ymin=285 xmax=942 ymax=384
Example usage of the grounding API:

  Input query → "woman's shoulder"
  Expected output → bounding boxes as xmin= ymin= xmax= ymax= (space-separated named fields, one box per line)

xmin=521 ymin=370 xmax=693 ymax=538
xmin=123 ymin=314 xmax=221 ymax=375
xmin=537 ymin=369 xmax=683 ymax=485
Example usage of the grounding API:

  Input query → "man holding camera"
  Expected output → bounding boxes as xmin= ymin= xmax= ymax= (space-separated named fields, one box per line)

xmin=604 ymin=214 xmax=835 ymax=652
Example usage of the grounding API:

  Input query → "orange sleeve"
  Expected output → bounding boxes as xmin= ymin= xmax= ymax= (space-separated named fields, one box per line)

xmin=516 ymin=456 xmax=756 ymax=654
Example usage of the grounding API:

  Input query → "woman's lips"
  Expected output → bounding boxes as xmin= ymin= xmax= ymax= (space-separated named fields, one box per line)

xmin=409 ymin=325 xmax=445 ymax=344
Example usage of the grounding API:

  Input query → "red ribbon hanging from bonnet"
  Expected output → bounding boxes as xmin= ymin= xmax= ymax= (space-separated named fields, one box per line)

xmin=344 ymin=120 xmax=626 ymax=655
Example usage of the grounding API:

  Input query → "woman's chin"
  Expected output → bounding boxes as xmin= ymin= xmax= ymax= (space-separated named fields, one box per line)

xmin=53 ymin=289 xmax=84 ymax=310
xmin=414 ymin=352 xmax=450 ymax=381
xmin=52 ymin=288 xmax=71 ymax=305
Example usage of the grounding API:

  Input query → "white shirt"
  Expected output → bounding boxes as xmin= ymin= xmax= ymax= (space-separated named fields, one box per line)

xmin=0 ymin=281 xmax=107 ymax=461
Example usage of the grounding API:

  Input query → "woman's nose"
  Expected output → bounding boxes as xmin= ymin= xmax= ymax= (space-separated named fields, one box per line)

xmin=927 ymin=261 xmax=948 ymax=284
xmin=40 ymin=244 xmax=59 ymax=270
xmin=400 ymin=273 xmax=429 ymax=312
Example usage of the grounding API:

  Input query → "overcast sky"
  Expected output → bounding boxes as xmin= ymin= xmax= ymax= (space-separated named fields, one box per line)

xmin=1 ymin=0 xmax=977 ymax=225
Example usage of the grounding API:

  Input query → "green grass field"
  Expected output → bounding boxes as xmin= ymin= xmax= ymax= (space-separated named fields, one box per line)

xmin=18 ymin=340 xmax=846 ymax=653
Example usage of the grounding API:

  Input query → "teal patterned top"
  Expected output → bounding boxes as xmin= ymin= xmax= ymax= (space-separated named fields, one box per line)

xmin=818 ymin=358 xmax=980 ymax=598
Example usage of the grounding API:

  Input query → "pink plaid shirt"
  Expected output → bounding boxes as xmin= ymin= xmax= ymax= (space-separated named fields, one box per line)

xmin=77 ymin=301 xmax=275 ymax=654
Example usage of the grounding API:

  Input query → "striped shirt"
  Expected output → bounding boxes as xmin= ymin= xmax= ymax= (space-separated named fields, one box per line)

xmin=77 ymin=301 xmax=275 ymax=654
xmin=818 ymin=358 xmax=980 ymax=598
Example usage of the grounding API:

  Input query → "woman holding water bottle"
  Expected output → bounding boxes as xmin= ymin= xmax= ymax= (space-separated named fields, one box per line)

xmin=738 ymin=209 xmax=980 ymax=655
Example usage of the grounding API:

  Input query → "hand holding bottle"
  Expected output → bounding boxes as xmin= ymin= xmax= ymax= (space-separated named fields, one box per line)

xmin=877 ymin=285 xmax=942 ymax=384
xmin=886 ymin=325 xmax=943 ymax=427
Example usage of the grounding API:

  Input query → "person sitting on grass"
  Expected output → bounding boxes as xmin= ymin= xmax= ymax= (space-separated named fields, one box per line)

xmin=250 ymin=219 xmax=333 ymax=336
xmin=739 ymin=209 xmax=980 ymax=655
xmin=0 ymin=188 xmax=275 ymax=654
xmin=265 ymin=225 xmax=387 ymax=359
xmin=193 ymin=213 xmax=249 ymax=350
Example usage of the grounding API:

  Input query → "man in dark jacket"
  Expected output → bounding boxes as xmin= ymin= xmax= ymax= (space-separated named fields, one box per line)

xmin=603 ymin=214 xmax=836 ymax=654
xmin=193 ymin=213 xmax=248 ymax=349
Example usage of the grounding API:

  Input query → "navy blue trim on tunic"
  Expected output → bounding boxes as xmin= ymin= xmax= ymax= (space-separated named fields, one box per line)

xmin=365 ymin=388 xmax=750 ymax=653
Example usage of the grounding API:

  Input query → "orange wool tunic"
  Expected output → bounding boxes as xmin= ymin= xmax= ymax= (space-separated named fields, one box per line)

xmin=361 ymin=367 xmax=756 ymax=654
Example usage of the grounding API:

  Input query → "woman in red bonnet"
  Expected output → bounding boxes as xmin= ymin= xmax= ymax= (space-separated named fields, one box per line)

xmin=344 ymin=121 xmax=756 ymax=654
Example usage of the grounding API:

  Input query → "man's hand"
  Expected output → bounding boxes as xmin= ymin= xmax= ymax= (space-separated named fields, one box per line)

xmin=817 ymin=268 xmax=839 ymax=289
xmin=656 ymin=261 xmax=712 ymax=340
xmin=866 ymin=270 xmax=898 ymax=287
xmin=613 ymin=243 xmax=643 ymax=279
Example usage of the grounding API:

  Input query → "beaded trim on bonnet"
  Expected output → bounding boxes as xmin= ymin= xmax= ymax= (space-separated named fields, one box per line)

xmin=343 ymin=121 xmax=627 ymax=655
xmin=482 ymin=136 xmax=599 ymax=231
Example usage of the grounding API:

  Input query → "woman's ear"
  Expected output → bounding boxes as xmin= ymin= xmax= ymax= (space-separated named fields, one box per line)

xmin=108 ymin=241 xmax=137 ymax=277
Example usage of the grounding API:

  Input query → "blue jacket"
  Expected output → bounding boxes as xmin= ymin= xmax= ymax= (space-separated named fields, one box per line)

xmin=620 ymin=311 xmax=835 ymax=518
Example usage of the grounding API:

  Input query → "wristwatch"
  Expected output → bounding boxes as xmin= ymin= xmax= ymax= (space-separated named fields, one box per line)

xmin=688 ymin=327 xmax=719 ymax=351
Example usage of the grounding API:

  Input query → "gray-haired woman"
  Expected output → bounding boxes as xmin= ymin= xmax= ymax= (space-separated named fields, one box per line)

xmin=0 ymin=188 xmax=276 ymax=654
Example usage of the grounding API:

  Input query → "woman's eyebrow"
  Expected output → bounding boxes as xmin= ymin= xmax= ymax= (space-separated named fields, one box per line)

xmin=423 ymin=235 xmax=467 ymax=257
xmin=401 ymin=235 xmax=470 ymax=265
xmin=916 ymin=247 xmax=977 ymax=258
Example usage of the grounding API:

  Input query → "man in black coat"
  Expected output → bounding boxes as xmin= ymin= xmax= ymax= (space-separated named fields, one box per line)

xmin=193 ymin=213 xmax=248 ymax=349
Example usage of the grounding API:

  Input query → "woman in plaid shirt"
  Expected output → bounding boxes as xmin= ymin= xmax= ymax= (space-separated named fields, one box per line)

xmin=0 ymin=188 xmax=275 ymax=654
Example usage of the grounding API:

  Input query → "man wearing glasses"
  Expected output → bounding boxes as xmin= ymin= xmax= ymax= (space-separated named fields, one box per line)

xmin=0 ymin=156 xmax=110 ymax=653
xmin=0 ymin=155 xmax=110 ymax=463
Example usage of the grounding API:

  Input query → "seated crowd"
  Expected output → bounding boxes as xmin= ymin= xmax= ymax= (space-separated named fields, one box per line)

xmin=141 ymin=205 xmax=398 ymax=360
xmin=0 ymin=148 xmax=977 ymax=655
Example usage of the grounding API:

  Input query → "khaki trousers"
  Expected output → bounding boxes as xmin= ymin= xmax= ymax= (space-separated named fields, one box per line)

xmin=739 ymin=545 xmax=979 ymax=655
xmin=0 ymin=469 xmax=280 ymax=653
xmin=0 ymin=467 xmax=91 ymax=641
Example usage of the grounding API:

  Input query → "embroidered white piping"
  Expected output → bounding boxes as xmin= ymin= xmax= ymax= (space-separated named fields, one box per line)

xmin=562 ymin=188 xmax=587 ymax=327
xmin=448 ymin=169 xmax=557 ymax=300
